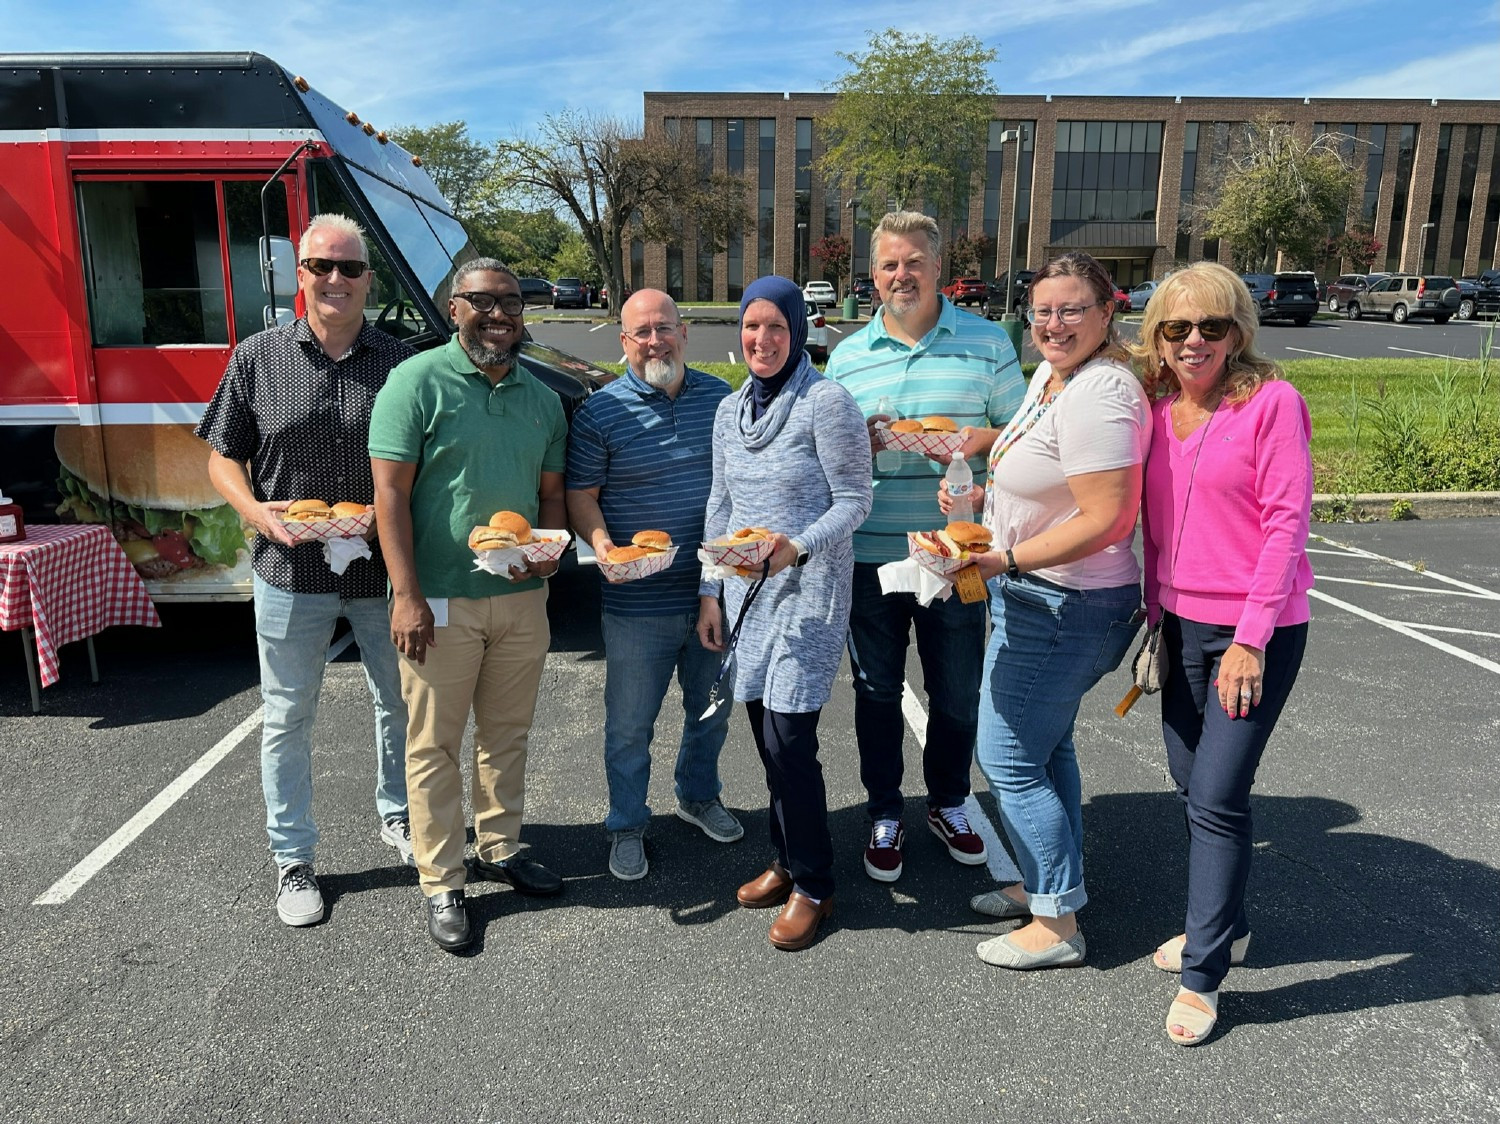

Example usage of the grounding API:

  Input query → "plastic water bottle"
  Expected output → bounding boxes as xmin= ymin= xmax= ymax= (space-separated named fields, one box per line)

xmin=943 ymin=455 xmax=974 ymax=521
xmin=874 ymin=396 xmax=902 ymax=473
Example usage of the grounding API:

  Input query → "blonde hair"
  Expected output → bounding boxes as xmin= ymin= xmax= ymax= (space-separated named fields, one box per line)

xmin=1029 ymin=252 xmax=1132 ymax=367
xmin=870 ymin=210 xmax=941 ymax=262
xmin=1131 ymin=261 xmax=1279 ymax=404
xmin=299 ymin=213 xmax=367 ymax=260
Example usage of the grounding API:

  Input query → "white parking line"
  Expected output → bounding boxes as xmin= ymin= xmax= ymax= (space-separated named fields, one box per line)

xmin=589 ymin=321 xmax=613 ymax=333
xmin=827 ymin=324 xmax=844 ymax=336
xmin=1387 ymin=347 xmax=1469 ymax=360
xmin=1309 ymin=589 xmax=1500 ymax=676
xmin=1311 ymin=534 xmax=1500 ymax=599
xmin=901 ymin=681 xmax=1023 ymax=884
xmin=1394 ymin=622 xmax=1500 ymax=640
xmin=1285 ymin=347 xmax=1356 ymax=360
xmin=33 ymin=632 xmax=357 ymax=906
xmin=1315 ymin=575 xmax=1500 ymax=598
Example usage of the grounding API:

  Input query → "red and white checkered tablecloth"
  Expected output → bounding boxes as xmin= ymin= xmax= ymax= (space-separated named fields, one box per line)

xmin=0 ymin=524 xmax=161 ymax=687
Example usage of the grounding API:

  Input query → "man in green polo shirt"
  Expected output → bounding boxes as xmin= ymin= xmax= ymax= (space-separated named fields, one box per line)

xmin=370 ymin=258 xmax=568 ymax=953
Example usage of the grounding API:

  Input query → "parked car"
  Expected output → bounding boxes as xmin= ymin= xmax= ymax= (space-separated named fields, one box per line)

xmin=599 ymin=282 xmax=632 ymax=310
xmin=1110 ymin=284 xmax=1129 ymax=315
xmin=803 ymin=280 xmax=837 ymax=306
xmin=1241 ymin=271 xmax=1318 ymax=326
xmin=518 ymin=277 xmax=554 ymax=307
xmin=1344 ymin=274 xmax=1460 ymax=324
xmin=803 ymin=300 xmax=830 ymax=362
xmin=852 ymin=275 xmax=875 ymax=305
xmin=551 ymin=277 xmax=589 ymax=309
xmin=1325 ymin=272 xmax=1388 ymax=313
xmin=1455 ymin=273 xmax=1500 ymax=320
xmin=988 ymin=270 xmax=1035 ymax=315
xmin=1128 ymin=280 xmax=1160 ymax=312
xmin=941 ymin=277 xmax=987 ymax=307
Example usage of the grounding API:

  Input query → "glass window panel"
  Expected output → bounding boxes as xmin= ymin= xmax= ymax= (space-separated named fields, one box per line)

xmin=1071 ymin=121 xmax=1085 ymax=151
xmin=1113 ymin=189 xmax=1128 ymax=218
xmin=1100 ymin=121 xmax=1117 ymax=151
xmin=1069 ymin=151 xmax=1085 ymax=186
xmin=989 ymin=120 xmax=1005 ymax=148
xmin=1055 ymin=121 xmax=1071 ymax=152
xmin=1129 ymin=152 xmax=1145 ymax=187
xmin=1132 ymin=121 xmax=1147 ymax=152
xmin=1082 ymin=151 xmax=1098 ymax=190
xmin=1084 ymin=121 xmax=1101 ymax=151
xmin=1147 ymin=122 xmax=1161 ymax=151
xmin=1184 ymin=122 xmax=1198 ymax=151
xmin=225 ymin=179 xmax=289 ymax=345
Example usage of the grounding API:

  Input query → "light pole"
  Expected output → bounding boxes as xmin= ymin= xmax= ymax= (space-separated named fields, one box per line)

xmin=1416 ymin=220 xmax=1436 ymax=273
xmin=796 ymin=222 xmax=808 ymax=287
xmin=998 ymin=128 xmax=1024 ymax=355
xmin=845 ymin=197 xmax=861 ymax=319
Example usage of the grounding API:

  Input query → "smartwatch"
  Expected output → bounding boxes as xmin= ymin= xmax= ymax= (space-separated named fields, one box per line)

xmin=790 ymin=539 xmax=810 ymax=568
xmin=1005 ymin=548 xmax=1020 ymax=579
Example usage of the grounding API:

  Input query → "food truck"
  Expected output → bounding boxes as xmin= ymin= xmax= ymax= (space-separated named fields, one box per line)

xmin=0 ymin=52 xmax=610 ymax=600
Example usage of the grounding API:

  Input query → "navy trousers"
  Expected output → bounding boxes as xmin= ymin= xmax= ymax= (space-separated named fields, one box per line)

xmin=745 ymin=700 xmax=833 ymax=901
xmin=1161 ymin=614 xmax=1307 ymax=995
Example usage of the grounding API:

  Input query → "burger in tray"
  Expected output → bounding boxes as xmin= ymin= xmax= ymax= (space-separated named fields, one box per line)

xmin=881 ymin=414 xmax=966 ymax=459
xmin=908 ymin=520 xmax=993 ymax=576
xmin=598 ymin=530 xmax=677 ymax=582
xmin=469 ymin=510 xmax=571 ymax=575
xmin=702 ymin=526 xmax=775 ymax=569
xmin=54 ymin=423 xmax=249 ymax=586
xmin=280 ymin=499 xmax=374 ymax=543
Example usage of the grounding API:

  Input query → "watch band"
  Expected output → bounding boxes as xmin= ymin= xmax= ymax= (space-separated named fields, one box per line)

xmin=1005 ymin=548 xmax=1020 ymax=579
xmin=790 ymin=538 xmax=810 ymax=568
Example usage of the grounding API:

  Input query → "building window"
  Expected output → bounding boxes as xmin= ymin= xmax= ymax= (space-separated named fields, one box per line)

xmin=726 ymin=229 xmax=743 ymax=302
xmin=1050 ymin=119 xmax=1161 ymax=242
xmin=1177 ymin=122 xmax=1199 ymax=263
xmin=984 ymin=120 xmax=1005 ymax=255
xmin=1363 ymin=124 xmax=1386 ymax=225
xmin=697 ymin=231 xmax=714 ymax=301
xmin=726 ymin=119 xmax=744 ymax=174
xmin=795 ymin=118 xmax=812 ymax=285
xmin=1385 ymin=124 xmax=1419 ymax=271
xmin=1423 ymin=124 xmax=1452 ymax=273
xmin=758 ymin=118 xmax=776 ymax=279
xmin=1479 ymin=126 xmax=1500 ymax=267
xmin=1448 ymin=124 xmax=1483 ymax=278
xmin=630 ymin=237 xmax=644 ymax=293
xmin=696 ymin=118 xmax=713 ymax=179
xmin=1014 ymin=121 xmax=1035 ymax=272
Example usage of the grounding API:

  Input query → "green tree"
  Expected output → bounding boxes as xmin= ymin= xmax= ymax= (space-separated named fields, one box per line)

xmin=548 ymin=232 xmax=599 ymax=284
xmin=946 ymin=232 xmax=995 ymax=277
xmin=816 ymin=29 xmax=998 ymax=223
xmin=1198 ymin=116 xmax=1360 ymax=272
xmin=498 ymin=112 xmax=749 ymax=317
xmin=386 ymin=121 xmax=498 ymax=223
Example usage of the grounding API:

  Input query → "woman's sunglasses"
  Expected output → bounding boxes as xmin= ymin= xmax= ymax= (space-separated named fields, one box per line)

xmin=1157 ymin=317 xmax=1234 ymax=343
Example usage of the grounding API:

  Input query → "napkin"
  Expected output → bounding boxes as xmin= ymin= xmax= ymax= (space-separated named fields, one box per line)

xmin=877 ymin=558 xmax=954 ymax=606
xmin=472 ymin=547 xmax=528 ymax=579
xmin=323 ymin=536 xmax=372 ymax=575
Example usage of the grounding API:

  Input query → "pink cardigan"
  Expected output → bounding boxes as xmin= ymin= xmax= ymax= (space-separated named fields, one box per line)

xmin=1142 ymin=378 xmax=1314 ymax=650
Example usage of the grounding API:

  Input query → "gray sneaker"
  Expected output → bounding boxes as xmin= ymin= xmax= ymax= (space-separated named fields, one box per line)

xmin=676 ymin=798 xmax=745 ymax=843
xmin=380 ymin=817 xmax=415 ymax=866
xmin=609 ymin=829 xmax=649 ymax=881
xmin=276 ymin=863 xmax=324 ymax=927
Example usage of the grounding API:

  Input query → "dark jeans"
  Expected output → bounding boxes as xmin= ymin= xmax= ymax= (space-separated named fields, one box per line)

xmin=847 ymin=562 xmax=987 ymax=821
xmin=1162 ymin=613 xmax=1307 ymax=995
xmin=745 ymin=700 xmax=833 ymax=901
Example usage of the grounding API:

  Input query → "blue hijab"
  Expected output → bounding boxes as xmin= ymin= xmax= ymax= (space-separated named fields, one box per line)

xmin=740 ymin=276 xmax=808 ymax=417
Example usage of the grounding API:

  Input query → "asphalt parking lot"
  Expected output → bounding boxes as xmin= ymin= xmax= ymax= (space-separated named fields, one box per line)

xmin=2 ymin=519 xmax=1498 ymax=1122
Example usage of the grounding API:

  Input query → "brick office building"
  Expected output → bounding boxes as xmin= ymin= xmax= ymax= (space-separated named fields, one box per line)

xmin=635 ymin=91 xmax=1500 ymax=300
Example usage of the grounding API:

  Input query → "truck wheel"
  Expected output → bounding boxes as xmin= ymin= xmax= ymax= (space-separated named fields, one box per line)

xmin=1457 ymin=298 xmax=1475 ymax=320
xmin=1393 ymin=303 xmax=1409 ymax=324
xmin=1346 ymin=302 xmax=1361 ymax=321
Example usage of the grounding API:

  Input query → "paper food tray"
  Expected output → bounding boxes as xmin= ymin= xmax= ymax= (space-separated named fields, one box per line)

xmin=882 ymin=428 xmax=965 ymax=459
xmin=907 ymin=532 xmax=971 ymax=577
xmin=597 ymin=544 xmax=679 ymax=583
xmin=281 ymin=510 xmax=374 ymax=544
xmin=702 ymin=537 xmax=775 ymax=569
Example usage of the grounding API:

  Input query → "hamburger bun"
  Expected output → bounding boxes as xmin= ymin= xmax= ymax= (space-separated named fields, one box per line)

xmin=730 ymin=526 xmax=770 ymax=542
xmin=284 ymin=499 xmax=334 ymax=522
xmin=487 ymin=510 xmax=533 ymax=544
xmin=469 ymin=526 xmax=517 ymax=551
xmin=889 ymin=418 xmax=924 ymax=435
xmin=606 ymin=545 xmax=651 ymax=564
xmin=921 ymin=415 xmax=958 ymax=433
xmin=330 ymin=501 xmax=369 ymax=518
xmin=631 ymin=530 xmax=672 ymax=552
xmin=54 ymin=423 xmax=223 ymax=511
xmin=944 ymin=521 xmax=992 ymax=553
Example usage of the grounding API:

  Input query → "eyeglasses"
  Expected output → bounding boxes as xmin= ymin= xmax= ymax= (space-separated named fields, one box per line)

xmin=453 ymin=291 xmax=525 ymax=316
xmin=1158 ymin=317 xmax=1235 ymax=342
xmin=299 ymin=257 xmax=369 ymax=278
xmin=623 ymin=324 xmax=680 ymax=343
xmin=1028 ymin=303 xmax=1099 ymax=325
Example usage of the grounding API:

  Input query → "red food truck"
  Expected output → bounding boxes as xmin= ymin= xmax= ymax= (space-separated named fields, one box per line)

xmin=0 ymin=52 xmax=610 ymax=600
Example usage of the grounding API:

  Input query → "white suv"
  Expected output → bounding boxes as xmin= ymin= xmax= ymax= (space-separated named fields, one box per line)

xmin=803 ymin=281 xmax=837 ymax=307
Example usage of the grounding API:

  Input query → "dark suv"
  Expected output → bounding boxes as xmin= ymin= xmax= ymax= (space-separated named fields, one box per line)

xmin=551 ymin=277 xmax=589 ymax=309
xmin=987 ymin=270 xmax=1035 ymax=317
xmin=1241 ymin=272 xmax=1318 ymax=326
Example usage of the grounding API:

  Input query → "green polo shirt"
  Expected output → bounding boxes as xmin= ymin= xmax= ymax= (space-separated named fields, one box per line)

xmin=369 ymin=337 xmax=568 ymax=598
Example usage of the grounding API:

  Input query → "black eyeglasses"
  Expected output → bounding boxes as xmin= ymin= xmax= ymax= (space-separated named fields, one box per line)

xmin=299 ymin=257 xmax=369 ymax=278
xmin=453 ymin=291 xmax=525 ymax=316
xmin=1158 ymin=317 xmax=1235 ymax=342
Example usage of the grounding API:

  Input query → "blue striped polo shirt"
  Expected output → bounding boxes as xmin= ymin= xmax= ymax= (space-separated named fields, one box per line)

xmin=825 ymin=297 xmax=1026 ymax=563
xmin=565 ymin=366 xmax=731 ymax=615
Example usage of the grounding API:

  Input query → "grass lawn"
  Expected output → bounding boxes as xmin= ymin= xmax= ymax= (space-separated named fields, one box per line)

xmin=602 ymin=344 xmax=1497 ymax=494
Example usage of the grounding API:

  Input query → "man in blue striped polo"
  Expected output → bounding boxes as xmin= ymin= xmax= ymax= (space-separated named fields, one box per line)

xmin=566 ymin=289 xmax=742 ymax=881
xmin=825 ymin=210 xmax=1025 ymax=883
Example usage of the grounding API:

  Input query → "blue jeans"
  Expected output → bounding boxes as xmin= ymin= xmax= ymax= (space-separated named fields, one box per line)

xmin=847 ymin=562 xmax=987 ymax=820
xmin=975 ymin=574 xmax=1141 ymax=917
xmin=254 ymin=573 xmax=408 ymax=866
xmin=601 ymin=609 xmax=730 ymax=833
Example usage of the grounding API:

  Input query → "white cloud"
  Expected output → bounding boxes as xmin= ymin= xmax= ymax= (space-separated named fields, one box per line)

xmin=1311 ymin=42 xmax=1500 ymax=100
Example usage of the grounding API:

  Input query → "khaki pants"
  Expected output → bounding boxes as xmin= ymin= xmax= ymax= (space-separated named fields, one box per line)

xmin=399 ymin=587 xmax=550 ymax=895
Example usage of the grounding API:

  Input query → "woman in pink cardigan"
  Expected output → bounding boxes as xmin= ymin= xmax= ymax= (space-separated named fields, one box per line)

xmin=1134 ymin=262 xmax=1314 ymax=1046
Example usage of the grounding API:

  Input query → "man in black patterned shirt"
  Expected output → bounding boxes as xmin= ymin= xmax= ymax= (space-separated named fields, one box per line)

xmin=197 ymin=213 xmax=415 ymax=928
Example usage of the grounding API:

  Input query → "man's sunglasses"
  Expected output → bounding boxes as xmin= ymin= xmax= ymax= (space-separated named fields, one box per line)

xmin=299 ymin=257 xmax=369 ymax=278
xmin=1157 ymin=317 xmax=1234 ymax=343
xmin=453 ymin=291 xmax=525 ymax=316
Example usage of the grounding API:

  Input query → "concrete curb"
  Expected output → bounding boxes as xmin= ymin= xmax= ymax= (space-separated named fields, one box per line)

xmin=1312 ymin=491 xmax=1500 ymax=521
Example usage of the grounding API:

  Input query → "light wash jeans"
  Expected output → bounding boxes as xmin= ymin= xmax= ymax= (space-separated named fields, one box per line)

xmin=601 ymin=609 xmax=731 ymax=833
xmin=975 ymin=573 xmax=1141 ymax=917
xmin=254 ymin=573 xmax=408 ymax=866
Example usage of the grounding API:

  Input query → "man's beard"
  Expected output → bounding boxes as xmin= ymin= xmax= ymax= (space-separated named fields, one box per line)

xmin=458 ymin=323 xmax=519 ymax=371
xmin=642 ymin=357 xmax=681 ymax=388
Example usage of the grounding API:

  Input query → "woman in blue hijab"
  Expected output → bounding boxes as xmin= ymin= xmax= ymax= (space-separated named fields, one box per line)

xmin=696 ymin=276 xmax=872 ymax=950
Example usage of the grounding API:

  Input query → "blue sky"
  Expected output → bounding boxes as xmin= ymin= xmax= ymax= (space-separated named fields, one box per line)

xmin=4 ymin=1 xmax=1497 ymax=143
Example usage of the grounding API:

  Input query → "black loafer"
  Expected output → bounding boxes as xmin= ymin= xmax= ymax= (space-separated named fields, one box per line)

xmin=470 ymin=854 xmax=564 ymax=897
xmin=426 ymin=889 xmax=472 ymax=951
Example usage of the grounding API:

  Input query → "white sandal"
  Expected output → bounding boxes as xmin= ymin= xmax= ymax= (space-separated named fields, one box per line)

xmin=1153 ymin=931 xmax=1250 ymax=973
xmin=1166 ymin=988 xmax=1218 ymax=1046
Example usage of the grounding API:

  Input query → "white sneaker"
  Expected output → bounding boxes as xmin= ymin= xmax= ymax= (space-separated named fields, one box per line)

xmin=380 ymin=817 xmax=415 ymax=866
xmin=276 ymin=863 xmax=324 ymax=927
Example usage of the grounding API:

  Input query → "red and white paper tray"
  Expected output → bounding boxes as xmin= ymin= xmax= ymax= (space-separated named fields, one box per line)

xmin=281 ymin=509 xmax=374 ymax=544
xmin=470 ymin=529 xmax=571 ymax=577
xmin=700 ymin=536 xmax=775 ymax=570
xmin=881 ymin=427 xmax=966 ymax=460
xmin=906 ymin=532 xmax=971 ymax=577
xmin=597 ymin=545 xmax=678 ymax=583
